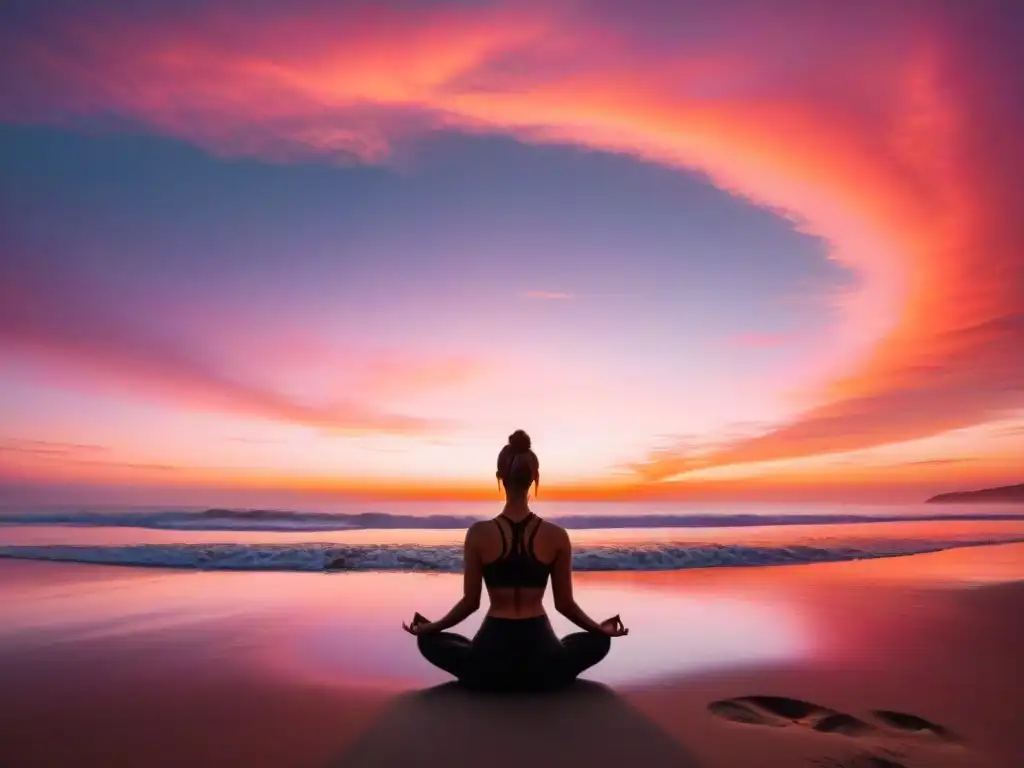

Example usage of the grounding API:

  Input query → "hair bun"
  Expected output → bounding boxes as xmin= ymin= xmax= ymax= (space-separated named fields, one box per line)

xmin=507 ymin=429 xmax=531 ymax=453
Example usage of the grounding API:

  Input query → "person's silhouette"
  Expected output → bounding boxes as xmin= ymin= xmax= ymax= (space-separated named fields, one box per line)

xmin=403 ymin=430 xmax=627 ymax=691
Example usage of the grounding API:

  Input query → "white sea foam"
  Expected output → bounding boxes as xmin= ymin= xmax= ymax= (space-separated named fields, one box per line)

xmin=1 ymin=508 xmax=1022 ymax=532
xmin=1 ymin=537 xmax=1020 ymax=572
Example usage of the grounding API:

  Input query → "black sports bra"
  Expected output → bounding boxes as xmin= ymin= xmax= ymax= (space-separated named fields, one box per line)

xmin=481 ymin=513 xmax=552 ymax=589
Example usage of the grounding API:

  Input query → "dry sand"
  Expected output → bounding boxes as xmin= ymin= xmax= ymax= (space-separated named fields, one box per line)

xmin=0 ymin=543 xmax=1021 ymax=768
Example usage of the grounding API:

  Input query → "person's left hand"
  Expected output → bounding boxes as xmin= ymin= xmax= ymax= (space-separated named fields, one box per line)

xmin=402 ymin=612 xmax=436 ymax=635
xmin=598 ymin=614 xmax=629 ymax=637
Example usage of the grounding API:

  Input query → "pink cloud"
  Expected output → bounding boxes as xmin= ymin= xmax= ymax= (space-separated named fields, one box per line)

xmin=1 ymin=1 xmax=1022 ymax=474
xmin=521 ymin=290 xmax=574 ymax=300
xmin=353 ymin=353 xmax=487 ymax=399
xmin=728 ymin=332 xmax=794 ymax=349
xmin=0 ymin=259 xmax=447 ymax=434
xmin=212 ymin=330 xmax=488 ymax=404
xmin=0 ymin=439 xmax=108 ymax=456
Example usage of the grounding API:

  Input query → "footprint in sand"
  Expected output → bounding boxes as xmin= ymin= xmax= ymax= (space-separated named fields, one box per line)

xmin=708 ymin=696 xmax=966 ymax=768
xmin=812 ymin=755 xmax=906 ymax=768
xmin=871 ymin=709 xmax=956 ymax=743
xmin=707 ymin=695 xmax=877 ymax=736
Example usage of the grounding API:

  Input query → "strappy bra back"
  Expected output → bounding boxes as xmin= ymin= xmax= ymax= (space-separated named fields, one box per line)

xmin=481 ymin=513 xmax=551 ymax=589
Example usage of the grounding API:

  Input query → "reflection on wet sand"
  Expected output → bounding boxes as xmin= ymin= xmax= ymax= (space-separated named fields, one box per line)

xmin=2 ymin=545 xmax=1023 ymax=767
xmin=284 ymin=578 xmax=812 ymax=687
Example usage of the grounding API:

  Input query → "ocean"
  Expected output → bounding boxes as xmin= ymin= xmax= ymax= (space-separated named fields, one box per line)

xmin=1 ymin=501 xmax=1023 ymax=573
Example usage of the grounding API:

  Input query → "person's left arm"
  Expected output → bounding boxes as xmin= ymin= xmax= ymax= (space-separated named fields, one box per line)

xmin=416 ymin=525 xmax=483 ymax=633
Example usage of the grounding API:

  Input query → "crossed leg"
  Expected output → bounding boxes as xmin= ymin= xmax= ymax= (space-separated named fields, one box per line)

xmin=559 ymin=631 xmax=612 ymax=681
xmin=418 ymin=630 xmax=611 ymax=690
xmin=417 ymin=632 xmax=474 ymax=680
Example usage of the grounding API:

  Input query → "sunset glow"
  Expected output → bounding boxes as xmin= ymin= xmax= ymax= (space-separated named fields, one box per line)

xmin=1 ymin=0 xmax=1021 ymax=504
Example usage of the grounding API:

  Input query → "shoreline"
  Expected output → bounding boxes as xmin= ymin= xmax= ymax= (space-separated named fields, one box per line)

xmin=1 ymin=544 xmax=1021 ymax=767
xmin=2 ymin=533 xmax=1023 ymax=575
xmin=2 ymin=505 xmax=1024 ymax=534
xmin=3 ymin=516 xmax=1024 ymax=574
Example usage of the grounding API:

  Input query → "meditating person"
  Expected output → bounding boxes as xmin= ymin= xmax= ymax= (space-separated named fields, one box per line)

xmin=403 ymin=429 xmax=628 ymax=691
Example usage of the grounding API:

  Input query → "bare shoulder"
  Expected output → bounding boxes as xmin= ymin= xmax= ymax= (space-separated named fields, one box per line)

xmin=466 ymin=520 xmax=491 ymax=540
xmin=539 ymin=518 xmax=569 ymax=543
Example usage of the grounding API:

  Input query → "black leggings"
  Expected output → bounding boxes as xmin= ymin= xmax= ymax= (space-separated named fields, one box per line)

xmin=417 ymin=615 xmax=611 ymax=691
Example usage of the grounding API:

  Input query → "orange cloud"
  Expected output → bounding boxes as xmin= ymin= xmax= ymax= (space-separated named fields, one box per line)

xmin=0 ymin=259 xmax=447 ymax=435
xmin=1 ymin=1 xmax=1021 ymax=479
xmin=0 ymin=438 xmax=181 ymax=482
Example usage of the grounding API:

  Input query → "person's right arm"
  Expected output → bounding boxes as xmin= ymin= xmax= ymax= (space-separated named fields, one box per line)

xmin=550 ymin=527 xmax=606 ymax=634
xmin=413 ymin=523 xmax=484 ymax=633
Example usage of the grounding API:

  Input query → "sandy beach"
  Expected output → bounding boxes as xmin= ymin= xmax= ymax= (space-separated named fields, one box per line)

xmin=1 ymin=543 xmax=1021 ymax=768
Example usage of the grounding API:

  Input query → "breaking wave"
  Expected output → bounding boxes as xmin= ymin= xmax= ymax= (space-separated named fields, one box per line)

xmin=1 ymin=508 xmax=1023 ymax=532
xmin=0 ymin=537 xmax=1020 ymax=572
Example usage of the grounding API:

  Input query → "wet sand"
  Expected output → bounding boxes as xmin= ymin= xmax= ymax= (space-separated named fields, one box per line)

xmin=1 ymin=544 xmax=1021 ymax=767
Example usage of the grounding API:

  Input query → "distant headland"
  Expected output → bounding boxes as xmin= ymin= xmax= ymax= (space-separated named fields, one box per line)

xmin=926 ymin=483 xmax=1024 ymax=504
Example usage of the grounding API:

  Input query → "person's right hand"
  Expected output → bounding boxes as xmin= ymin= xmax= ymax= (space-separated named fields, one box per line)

xmin=598 ymin=614 xmax=629 ymax=637
xmin=401 ymin=612 xmax=436 ymax=636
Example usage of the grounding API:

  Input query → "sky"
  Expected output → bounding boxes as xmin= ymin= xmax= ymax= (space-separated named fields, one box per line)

xmin=0 ymin=0 xmax=1022 ymax=505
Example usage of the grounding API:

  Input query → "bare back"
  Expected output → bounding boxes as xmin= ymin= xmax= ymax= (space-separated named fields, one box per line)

xmin=470 ymin=516 xmax=566 ymax=619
